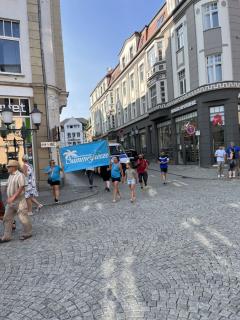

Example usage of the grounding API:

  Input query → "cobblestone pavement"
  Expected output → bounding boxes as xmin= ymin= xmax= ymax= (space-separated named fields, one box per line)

xmin=1 ymin=171 xmax=240 ymax=320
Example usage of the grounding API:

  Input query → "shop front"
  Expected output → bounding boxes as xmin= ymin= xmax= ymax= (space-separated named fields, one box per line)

xmin=0 ymin=97 xmax=34 ymax=179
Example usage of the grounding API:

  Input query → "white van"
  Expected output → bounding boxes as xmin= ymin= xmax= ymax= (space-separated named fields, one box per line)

xmin=108 ymin=142 xmax=129 ymax=164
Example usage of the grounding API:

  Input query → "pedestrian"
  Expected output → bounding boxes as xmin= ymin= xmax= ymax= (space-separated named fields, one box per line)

xmin=46 ymin=160 xmax=62 ymax=203
xmin=98 ymin=165 xmax=111 ymax=191
xmin=86 ymin=167 xmax=95 ymax=189
xmin=136 ymin=154 xmax=149 ymax=189
xmin=0 ymin=160 xmax=32 ymax=243
xmin=214 ymin=146 xmax=226 ymax=178
xmin=110 ymin=156 xmax=123 ymax=203
xmin=22 ymin=155 xmax=43 ymax=215
xmin=159 ymin=152 xmax=169 ymax=184
xmin=226 ymin=142 xmax=240 ymax=176
xmin=228 ymin=148 xmax=236 ymax=179
xmin=125 ymin=162 xmax=137 ymax=202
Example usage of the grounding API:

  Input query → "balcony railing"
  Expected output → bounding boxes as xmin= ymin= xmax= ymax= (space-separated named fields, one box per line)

xmin=147 ymin=60 xmax=166 ymax=80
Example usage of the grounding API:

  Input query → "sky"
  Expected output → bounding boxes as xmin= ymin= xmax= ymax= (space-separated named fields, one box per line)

xmin=60 ymin=0 xmax=164 ymax=120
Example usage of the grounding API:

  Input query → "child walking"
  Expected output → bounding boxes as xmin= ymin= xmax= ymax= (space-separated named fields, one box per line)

xmin=159 ymin=152 xmax=169 ymax=184
xmin=125 ymin=162 xmax=137 ymax=202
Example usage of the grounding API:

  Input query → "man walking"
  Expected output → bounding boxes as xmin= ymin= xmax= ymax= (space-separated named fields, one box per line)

xmin=226 ymin=142 xmax=240 ymax=176
xmin=136 ymin=154 xmax=149 ymax=189
xmin=0 ymin=160 xmax=32 ymax=243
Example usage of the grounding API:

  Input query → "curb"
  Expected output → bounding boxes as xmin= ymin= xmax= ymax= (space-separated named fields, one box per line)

xmin=149 ymin=168 xmax=219 ymax=181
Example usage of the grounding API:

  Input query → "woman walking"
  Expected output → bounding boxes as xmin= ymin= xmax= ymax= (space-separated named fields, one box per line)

xmin=125 ymin=162 xmax=137 ymax=202
xmin=22 ymin=155 xmax=43 ymax=215
xmin=110 ymin=157 xmax=123 ymax=203
xmin=98 ymin=165 xmax=111 ymax=191
xmin=46 ymin=160 xmax=62 ymax=203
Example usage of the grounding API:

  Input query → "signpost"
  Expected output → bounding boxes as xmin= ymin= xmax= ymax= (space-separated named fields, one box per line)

xmin=41 ymin=142 xmax=58 ymax=148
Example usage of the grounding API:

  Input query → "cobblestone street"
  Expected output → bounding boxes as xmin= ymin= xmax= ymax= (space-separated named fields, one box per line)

xmin=1 ymin=170 xmax=240 ymax=320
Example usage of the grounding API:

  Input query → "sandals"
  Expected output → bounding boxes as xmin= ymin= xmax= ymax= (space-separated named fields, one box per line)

xmin=0 ymin=238 xmax=11 ymax=244
xmin=19 ymin=235 xmax=32 ymax=241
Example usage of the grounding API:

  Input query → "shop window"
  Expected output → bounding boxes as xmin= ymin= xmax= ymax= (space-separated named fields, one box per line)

xmin=210 ymin=106 xmax=225 ymax=153
xmin=157 ymin=120 xmax=173 ymax=158
xmin=178 ymin=69 xmax=186 ymax=95
xmin=203 ymin=2 xmax=219 ymax=30
xmin=207 ymin=54 xmax=222 ymax=83
xmin=150 ymin=85 xmax=157 ymax=108
xmin=0 ymin=19 xmax=21 ymax=73
xmin=140 ymin=132 xmax=147 ymax=153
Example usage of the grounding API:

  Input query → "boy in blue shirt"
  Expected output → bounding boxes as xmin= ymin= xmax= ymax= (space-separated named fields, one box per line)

xmin=158 ymin=152 xmax=169 ymax=185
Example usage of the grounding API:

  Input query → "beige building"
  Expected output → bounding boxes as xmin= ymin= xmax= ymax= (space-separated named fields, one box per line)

xmin=0 ymin=0 xmax=68 ymax=184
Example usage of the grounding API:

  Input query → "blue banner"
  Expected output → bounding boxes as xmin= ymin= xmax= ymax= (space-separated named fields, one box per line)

xmin=60 ymin=140 xmax=110 ymax=173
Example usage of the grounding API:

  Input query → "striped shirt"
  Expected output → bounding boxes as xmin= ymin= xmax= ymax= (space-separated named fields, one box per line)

xmin=7 ymin=170 xmax=26 ymax=199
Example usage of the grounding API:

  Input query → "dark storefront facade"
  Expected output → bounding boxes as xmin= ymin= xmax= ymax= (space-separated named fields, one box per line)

xmin=110 ymin=84 xmax=240 ymax=167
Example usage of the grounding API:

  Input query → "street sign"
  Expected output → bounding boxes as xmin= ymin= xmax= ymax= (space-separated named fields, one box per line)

xmin=41 ymin=142 xmax=58 ymax=148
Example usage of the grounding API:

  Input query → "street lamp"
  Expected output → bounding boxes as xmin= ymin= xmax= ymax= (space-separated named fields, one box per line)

xmin=0 ymin=103 xmax=42 ymax=155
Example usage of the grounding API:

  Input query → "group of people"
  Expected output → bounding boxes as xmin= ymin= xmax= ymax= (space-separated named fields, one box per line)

xmin=86 ymin=152 xmax=170 ymax=203
xmin=215 ymin=142 xmax=240 ymax=178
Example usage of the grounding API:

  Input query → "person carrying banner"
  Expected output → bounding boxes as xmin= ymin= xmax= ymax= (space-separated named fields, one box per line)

xmin=86 ymin=167 xmax=95 ymax=189
xmin=45 ymin=160 xmax=62 ymax=203
xmin=110 ymin=157 xmax=123 ymax=203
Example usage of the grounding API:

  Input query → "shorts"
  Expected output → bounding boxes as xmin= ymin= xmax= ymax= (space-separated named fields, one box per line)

xmin=229 ymin=160 xmax=236 ymax=170
xmin=112 ymin=177 xmax=121 ymax=183
xmin=160 ymin=167 xmax=168 ymax=173
xmin=49 ymin=180 xmax=60 ymax=186
xmin=127 ymin=179 xmax=136 ymax=185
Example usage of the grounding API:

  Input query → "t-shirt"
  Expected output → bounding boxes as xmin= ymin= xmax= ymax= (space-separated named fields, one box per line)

xmin=226 ymin=146 xmax=240 ymax=159
xmin=137 ymin=159 xmax=148 ymax=174
xmin=125 ymin=168 xmax=136 ymax=181
xmin=47 ymin=165 xmax=61 ymax=182
xmin=215 ymin=149 xmax=226 ymax=162
xmin=159 ymin=156 xmax=169 ymax=169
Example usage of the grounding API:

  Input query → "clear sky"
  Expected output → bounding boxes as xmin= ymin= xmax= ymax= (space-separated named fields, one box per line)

xmin=60 ymin=0 xmax=164 ymax=120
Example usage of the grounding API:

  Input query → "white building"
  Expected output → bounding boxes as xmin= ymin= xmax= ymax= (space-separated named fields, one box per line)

xmin=60 ymin=117 xmax=87 ymax=146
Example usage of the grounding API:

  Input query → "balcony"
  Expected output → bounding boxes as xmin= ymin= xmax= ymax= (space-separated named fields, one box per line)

xmin=147 ymin=59 xmax=166 ymax=81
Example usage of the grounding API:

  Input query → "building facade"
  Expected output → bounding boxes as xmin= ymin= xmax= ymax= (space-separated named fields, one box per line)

xmin=60 ymin=117 xmax=87 ymax=146
xmin=0 ymin=0 xmax=68 ymax=183
xmin=90 ymin=0 xmax=240 ymax=167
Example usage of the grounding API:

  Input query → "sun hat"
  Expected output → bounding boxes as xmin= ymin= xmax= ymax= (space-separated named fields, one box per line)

xmin=6 ymin=160 xmax=19 ymax=168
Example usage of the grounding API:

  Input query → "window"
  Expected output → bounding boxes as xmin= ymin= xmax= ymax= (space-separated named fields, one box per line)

xmin=139 ymin=64 xmax=144 ymax=82
xmin=67 ymin=133 xmax=71 ymax=138
xmin=157 ymin=41 xmax=163 ymax=61
xmin=131 ymin=102 xmax=136 ymax=119
xmin=203 ymin=2 xmax=219 ymax=30
xmin=124 ymin=108 xmax=128 ymax=123
xmin=160 ymin=81 xmax=166 ymax=103
xmin=0 ymin=20 xmax=21 ymax=73
xmin=130 ymin=74 xmax=134 ymax=90
xmin=122 ymin=81 xmax=127 ymax=96
xmin=210 ymin=106 xmax=224 ymax=153
xmin=178 ymin=69 xmax=186 ymax=95
xmin=110 ymin=92 xmax=113 ymax=104
xmin=116 ymin=88 xmax=120 ymax=101
xmin=147 ymin=47 xmax=155 ymax=68
xmin=130 ymin=46 xmax=134 ymax=59
xmin=150 ymin=85 xmax=157 ymax=108
xmin=70 ymin=125 xmax=73 ymax=129
xmin=207 ymin=54 xmax=222 ymax=83
xmin=122 ymin=56 xmax=126 ymax=69
xmin=77 ymin=132 xmax=80 ymax=138
xmin=176 ymin=24 xmax=184 ymax=51
xmin=72 ymin=133 xmax=76 ymax=138
xmin=140 ymin=96 xmax=146 ymax=115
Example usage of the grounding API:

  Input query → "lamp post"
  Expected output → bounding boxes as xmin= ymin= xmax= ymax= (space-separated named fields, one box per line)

xmin=0 ymin=103 xmax=42 ymax=159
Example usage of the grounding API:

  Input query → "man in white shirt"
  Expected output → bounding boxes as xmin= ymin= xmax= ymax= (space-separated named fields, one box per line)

xmin=215 ymin=146 xmax=226 ymax=178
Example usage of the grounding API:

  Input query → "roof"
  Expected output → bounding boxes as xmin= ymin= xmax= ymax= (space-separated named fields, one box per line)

xmin=61 ymin=117 xmax=88 ymax=126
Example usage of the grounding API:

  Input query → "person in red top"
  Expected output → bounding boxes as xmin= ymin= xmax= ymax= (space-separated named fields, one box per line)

xmin=136 ymin=154 xmax=149 ymax=189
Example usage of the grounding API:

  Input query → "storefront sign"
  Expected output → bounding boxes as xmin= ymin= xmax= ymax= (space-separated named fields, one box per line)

xmin=171 ymin=100 xmax=197 ymax=114
xmin=0 ymin=98 xmax=30 ymax=116
xmin=41 ymin=142 xmax=58 ymax=148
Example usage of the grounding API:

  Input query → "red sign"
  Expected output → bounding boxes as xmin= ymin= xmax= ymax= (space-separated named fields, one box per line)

xmin=212 ymin=114 xmax=223 ymax=126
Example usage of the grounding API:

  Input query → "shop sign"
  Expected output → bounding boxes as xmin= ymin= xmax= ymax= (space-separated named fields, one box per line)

xmin=183 ymin=122 xmax=196 ymax=136
xmin=41 ymin=142 xmax=58 ymax=148
xmin=171 ymin=100 xmax=197 ymax=114
xmin=0 ymin=98 xmax=30 ymax=116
